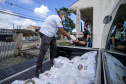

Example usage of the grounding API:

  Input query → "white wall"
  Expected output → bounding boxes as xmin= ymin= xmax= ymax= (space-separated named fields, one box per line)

xmin=92 ymin=0 xmax=116 ymax=48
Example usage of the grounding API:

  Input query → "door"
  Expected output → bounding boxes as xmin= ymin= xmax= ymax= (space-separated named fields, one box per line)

xmin=102 ymin=1 xmax=126 ymax=84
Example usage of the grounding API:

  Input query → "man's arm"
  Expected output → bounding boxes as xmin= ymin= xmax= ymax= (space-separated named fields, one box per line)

xmin=58 ymin=28 xmax=71 ymax=40
xmin=86 ymin=31 xmax=90 ymax=41
xmin=117 ymin=27 xmax=124 ymax=31
xmin=74 ymin=39 xmax=86 ymax=45
xmin=86 ymin=35 xmax=90 ymax=41
xmin=78 ymin=41 xmax=86 ymax=45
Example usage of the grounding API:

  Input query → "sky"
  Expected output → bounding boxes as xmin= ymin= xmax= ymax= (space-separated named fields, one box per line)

xmin=0 ymin=0 xmax=79 ymax=32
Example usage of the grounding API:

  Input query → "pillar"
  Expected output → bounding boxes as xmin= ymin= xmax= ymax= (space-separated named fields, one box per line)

xmin=76 ymin=8 xmax=81 ymax=37
xmin=15 ymin=32 xmax=22 ymax=56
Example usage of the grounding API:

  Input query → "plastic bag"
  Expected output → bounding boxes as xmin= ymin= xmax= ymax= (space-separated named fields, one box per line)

xmin=64 ymin=36 xmax=72 ymax=42
xmin=60 ymin=76 xmax=76 ymax=84
xmin=71 ymin=56 xmax=80 ymax=62
xmin=69 ymin=59 xmax=96 ymax=79
xmin=32 ymin=77 xmax=44 ymax=84
xmin=39 ymin=71 xmax=53 ymax=80
xmin=75 ymin=78 xmax=93 ymax=84
xmin=41 ymin=78 xmax=60 ymax=84
xmin=81 ymin=51 xmax=97 ymax=58
xmin=70 ymin=35 xmax=76 ymax=41
xmin=53 ymin=56 xmax=70 ymax=68
xmin=49 ymin=66 xmax=60 ymax=74
xmin=64 ymin=35 xmax=76 ymax=42
xmin=80 ymin=51 xmax=97 ymax=66
xmin=53 ymin=63 xmax=73 ymax=78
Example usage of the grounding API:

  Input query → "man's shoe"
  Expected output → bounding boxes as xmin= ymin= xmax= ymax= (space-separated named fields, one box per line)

xmin=35 ymin=69 xmax=42 ymax=77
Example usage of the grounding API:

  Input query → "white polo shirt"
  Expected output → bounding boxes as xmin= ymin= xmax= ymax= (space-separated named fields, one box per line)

xmin=39 ymin=14 xmax=63 ymax=37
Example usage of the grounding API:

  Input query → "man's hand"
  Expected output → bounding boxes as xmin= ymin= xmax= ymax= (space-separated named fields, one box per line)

xmin=58 ymin=28 xmax=71 ymax=40
xmin=67 ymin=34 xmax=71 ymax=40
xmin=73 ymin=39 xmax=79 ymax=43
xmin=69 ymin=41 xmax=73 ymax=44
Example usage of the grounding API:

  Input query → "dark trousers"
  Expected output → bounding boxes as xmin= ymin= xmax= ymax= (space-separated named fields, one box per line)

xmin=36 ymin=32 xmax=57 ymax=69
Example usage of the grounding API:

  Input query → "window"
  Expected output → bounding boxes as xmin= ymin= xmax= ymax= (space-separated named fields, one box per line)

xmin=106 ymin=4 xmax=126 ymax=53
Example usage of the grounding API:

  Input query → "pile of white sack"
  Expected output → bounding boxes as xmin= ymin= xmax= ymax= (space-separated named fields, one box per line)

xmin=104 ymin=52 xmax=126 ymax=84
xmin=11 ymin=51 xmax=97 ymax=84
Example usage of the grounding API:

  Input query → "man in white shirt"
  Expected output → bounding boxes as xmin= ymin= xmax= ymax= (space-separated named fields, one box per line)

xmin=36 ymin=11 xmax=71 ymax=77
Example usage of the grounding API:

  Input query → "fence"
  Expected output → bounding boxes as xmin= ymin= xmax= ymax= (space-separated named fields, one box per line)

xmin=0 ymin=41 xmax=17 ymax=61
xmin=0 ymin=29 xmax=41 ymax=61
xmin=0 ymin=29 xmax=17 ymax=61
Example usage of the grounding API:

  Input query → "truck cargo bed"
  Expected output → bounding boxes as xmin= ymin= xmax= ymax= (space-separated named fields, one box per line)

xmin=0 ymin=45 xmax=101 ymax=84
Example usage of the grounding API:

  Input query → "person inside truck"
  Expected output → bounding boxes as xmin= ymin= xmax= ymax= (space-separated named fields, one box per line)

xmin=115 ymin=29 xmax=126 ymax=52
xmin=111 ymin=19 xmax=124 ymax=49
xmin=69 ymin=32 xmax=87 ymax=46
xmin=36 ymin=11 xmax=71 ymax=77
xmin=107 ymin=25 xmax=125 ymax=50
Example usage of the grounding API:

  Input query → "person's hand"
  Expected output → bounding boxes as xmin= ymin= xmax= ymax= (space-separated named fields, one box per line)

xmin=73 ymin=39 xmax=79 ymax=43
xmin=67 ymin=34 xmax=71 ymax=40
xmin=121 ymin=39 xmax=125 ymax=42
xmin=117 ymin=45 xmax=125 ymax=49
xmin=69 ymin=41 xmax=73 ymax=44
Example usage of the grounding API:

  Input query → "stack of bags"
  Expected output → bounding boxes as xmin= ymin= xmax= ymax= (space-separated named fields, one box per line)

xmin=69 ymin=51 xmax=97 ymax=83
xmin=11 ymin=51 xmax=97 ymax=84
xmin=104 ymin=52 xmax=126 ymax=84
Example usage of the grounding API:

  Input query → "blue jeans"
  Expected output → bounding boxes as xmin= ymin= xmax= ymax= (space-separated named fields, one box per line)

xmin=106 ymin=40 xmax=111 ymax=50
xmin=88 ymin=38 xmax=92 ymax=47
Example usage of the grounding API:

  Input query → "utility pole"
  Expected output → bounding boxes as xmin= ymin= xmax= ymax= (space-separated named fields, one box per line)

xmin=13 ymin=24 xmax=14 ymax=30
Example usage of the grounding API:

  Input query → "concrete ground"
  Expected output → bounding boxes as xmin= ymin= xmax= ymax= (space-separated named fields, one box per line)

xmin=0 ymin=48 xmax=50 ymax=70
xmin=21 ymin=48 xmax=49 ymax=59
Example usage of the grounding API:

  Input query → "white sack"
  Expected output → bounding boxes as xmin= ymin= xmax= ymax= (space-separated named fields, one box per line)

xmin=53 ymin=63 xmax=73 ymax=78
xmin=39 ymin=71 xmax=53 ymax=80
xmin=81 ymin=51 xmax=97 ymax=58
xmin=41 ymin=78 xmax=60 ymax=84
xmin=11 ymin=80 xmax=24 ymax=84
xmin=32 ymin=77 xmax=44 ymax=84
xmin=60 ymin=77 xmax=76 ymax=84
xmin=71 ymin=56 xmax=81 ymax=62
xmin=75 ymin=78 xmax=93 ymax=84
xmin=53 ymin=56 xmax=70 ymax=68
